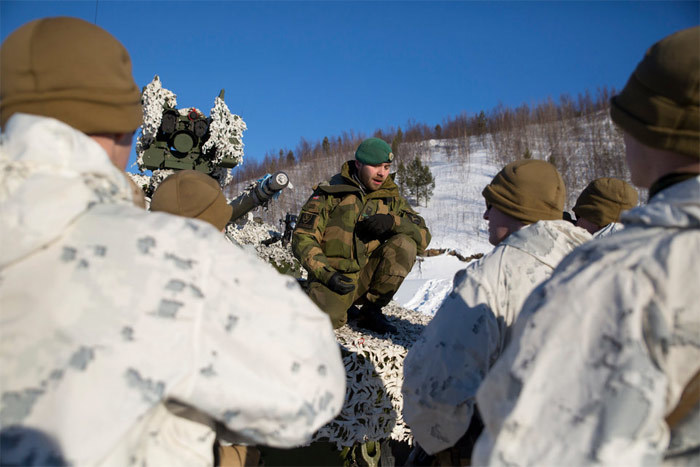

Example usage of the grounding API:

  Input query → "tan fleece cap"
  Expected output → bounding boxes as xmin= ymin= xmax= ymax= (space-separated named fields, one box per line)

xmin=0 ymin=16 xmax=142 ymax=133
xmin=610 ymin=26 xmax=699 ymax=159
xmin=483 ymin=159 xmax=566 ymax=224
xmin=150 ymin=170 xmax=233 ymax=231
xmin=573 ymin=178 xmax=638 ymax=227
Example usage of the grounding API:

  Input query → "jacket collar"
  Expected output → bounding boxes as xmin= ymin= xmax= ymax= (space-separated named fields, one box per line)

xmin=501 ymin=220 xmax=592 ymax=269
xmin=622 ymin=176 xmax=700 ymax=229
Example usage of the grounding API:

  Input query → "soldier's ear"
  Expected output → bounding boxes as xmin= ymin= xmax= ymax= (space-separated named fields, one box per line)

xmin=354 ymin=160 xmax=362 ymax=171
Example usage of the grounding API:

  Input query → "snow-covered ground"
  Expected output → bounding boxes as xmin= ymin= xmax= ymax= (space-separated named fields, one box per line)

xmin=393 ymin=140 xmax=497 ymax=316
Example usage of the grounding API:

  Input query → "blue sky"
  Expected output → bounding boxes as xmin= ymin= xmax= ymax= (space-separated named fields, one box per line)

xmin=2 ymin=1 xmax=698 ymax=173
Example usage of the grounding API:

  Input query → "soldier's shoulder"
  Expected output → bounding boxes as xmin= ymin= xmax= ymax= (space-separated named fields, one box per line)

xmin=316 ymin=175 xmax=361 ymax=195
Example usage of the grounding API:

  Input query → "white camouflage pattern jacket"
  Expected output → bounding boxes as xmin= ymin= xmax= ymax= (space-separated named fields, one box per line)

xmin=402 ymin=220 xmax=591 ymax=454
xmin=0 ymin=114 xmax=346 ymax=466
xmin=474 ymin=176 xmax=700 ymax=466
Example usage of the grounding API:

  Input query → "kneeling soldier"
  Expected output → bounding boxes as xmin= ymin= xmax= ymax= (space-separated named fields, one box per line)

xmin=293 ymin=138 xmax=431 ymax=333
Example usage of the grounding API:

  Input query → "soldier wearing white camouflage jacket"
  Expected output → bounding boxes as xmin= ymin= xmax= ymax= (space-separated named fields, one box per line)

xmin=402 ymin=160 xmax=591 ymax=461
xmin=0 ymin=17 xmax=345 ymax=467
xmin=473 ymin=26 xmax=700 ymax=466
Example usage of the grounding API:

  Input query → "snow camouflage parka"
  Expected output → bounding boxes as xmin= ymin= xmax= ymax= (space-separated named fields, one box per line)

xmin=473 ymin=176 xmax=700 ymax=466
xmin=292 ymin=161 xmax=430 ymax=287
xmin=402 ymin=220 xmax=592 ymax=455
xmin=0 ymin=114 xmax=346 ymax=467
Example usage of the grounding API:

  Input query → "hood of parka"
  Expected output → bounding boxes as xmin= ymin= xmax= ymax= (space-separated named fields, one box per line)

xmin=0 ymin=114 xmax=136 ymax=268
xmin=333 ymin=160 xmax=399 ymax=198
xmin=621 ymin=176 xmax=700 ymax=230
xmin=501 ymin=220 xmax=592 ymax=269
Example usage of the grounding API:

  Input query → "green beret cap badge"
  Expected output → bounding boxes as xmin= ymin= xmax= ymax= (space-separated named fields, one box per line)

xmin=355 ymin=137 xmax=394 ymax=165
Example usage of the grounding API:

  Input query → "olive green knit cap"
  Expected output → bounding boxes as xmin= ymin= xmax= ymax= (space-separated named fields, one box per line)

xmin=573 ymin=178 xmax=638 ymax=227
xmin=610 ymin=26 xmax=699 ymax=159
xmin=150 ymin=170 xmax=233 ymax=231
xmin=355 ymin=138 xmax=395 ymax=165
xmin=482 ymin=159 xmax=566 ymax=224
xmin=0 ymin=16 xmax=142 ymax=133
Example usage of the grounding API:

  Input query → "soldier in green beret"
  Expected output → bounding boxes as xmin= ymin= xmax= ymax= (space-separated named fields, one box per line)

xmin=292 ymin=137 xmax=431 ymax=333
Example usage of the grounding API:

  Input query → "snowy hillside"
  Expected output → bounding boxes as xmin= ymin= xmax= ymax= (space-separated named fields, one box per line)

xmin=393 ymin=141 xmax=497 ymax=316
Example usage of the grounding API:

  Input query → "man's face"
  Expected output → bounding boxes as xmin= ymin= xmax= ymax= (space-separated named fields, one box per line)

xmin=355 ymin=161 xmax=391 ymax=192
xmin=483 ymin=204 xmax=525 ymax=246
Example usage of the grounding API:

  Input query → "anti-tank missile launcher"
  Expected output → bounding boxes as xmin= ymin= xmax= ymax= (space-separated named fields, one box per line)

xmin=133 ymin=76 xmax=289 ymax=222
xmin=137 ymin=76 xmax=245 ymax=176
xmin=229 ymin=172 xmax=290 ymax=222
xmin=139 ymin=91 xmax=242 ymax=174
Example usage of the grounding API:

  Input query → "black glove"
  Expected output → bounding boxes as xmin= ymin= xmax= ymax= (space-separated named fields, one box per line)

xmin=327 ymin=272 xmax=355 ymax=295
xmin=357 ymin=214 xmax=394 ymax=238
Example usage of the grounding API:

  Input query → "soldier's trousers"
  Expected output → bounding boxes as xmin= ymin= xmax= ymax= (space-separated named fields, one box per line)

xmin=308 ymin=233 xmax=417 ymax=328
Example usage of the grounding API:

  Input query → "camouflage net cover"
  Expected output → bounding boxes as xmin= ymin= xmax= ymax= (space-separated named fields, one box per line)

xmin=135 ymin=76 xmax=177 ymax=167
xmin=312 ymin=303 xmax=431 ymax=449
xmin=225 ymin=214 xmax=304 ymax=278
xmin=203 ymin=96 xmax=246 ymax=168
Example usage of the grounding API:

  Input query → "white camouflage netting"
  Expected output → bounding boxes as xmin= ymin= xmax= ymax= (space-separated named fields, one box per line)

xmin=313 ymin=303 xmax=431 ymax=449
xmin=203 ymin=96 xmax=246 ymax=169
xmin=135 ymin=75 xmax=177 ymax=169
xmin=225 ymin=215 xmax=303 ymax=277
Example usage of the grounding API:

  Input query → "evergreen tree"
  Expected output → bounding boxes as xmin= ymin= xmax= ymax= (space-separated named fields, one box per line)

xmin=403 ymin=157 xmax=435 ymax=206
xmin=434 ymin=124 xmax=442 ymax=139
xmin=523 ymin=147 xmax=532 ymax=159
xmin=322 ymin=136 xmax=330 ymax=155
xmin=416 ymin=161 xmax=435 ymax=206
xmin=286 ymin=150 xmax=295 ymax=165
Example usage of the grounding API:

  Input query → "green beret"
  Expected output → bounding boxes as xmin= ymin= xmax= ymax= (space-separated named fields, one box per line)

xmin=355 ymin=138 xmax=394 ymax=165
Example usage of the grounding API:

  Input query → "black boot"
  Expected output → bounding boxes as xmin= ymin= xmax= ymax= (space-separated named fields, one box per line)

xmin=356 ymin=303 xmax=398 ymax=334
xmin=346 ymin=304 xmax=362 ymax=321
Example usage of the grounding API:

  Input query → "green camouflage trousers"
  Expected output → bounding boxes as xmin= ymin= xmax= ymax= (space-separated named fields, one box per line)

xmin=308 ymin=234 xmax=418 ymax=328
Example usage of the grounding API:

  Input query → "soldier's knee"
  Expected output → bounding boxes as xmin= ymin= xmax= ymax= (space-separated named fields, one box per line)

xmin=308 ymin=281 xmax=350 ymax=329
xmin=388 ymin=233 xmax=418 ymax=258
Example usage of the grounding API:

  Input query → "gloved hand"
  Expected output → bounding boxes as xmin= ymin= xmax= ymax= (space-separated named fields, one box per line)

xmin=327 ymin=272 xmax=355 ymax=295
xmin=356 ymin=214 xmax=394 ymax=238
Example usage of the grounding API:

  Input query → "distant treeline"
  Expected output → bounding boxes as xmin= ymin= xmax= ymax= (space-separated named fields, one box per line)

xmin=226 ymin=86 xmax=632 ymax=224
xmin=230 ymin=86 xmax=617 ymax=183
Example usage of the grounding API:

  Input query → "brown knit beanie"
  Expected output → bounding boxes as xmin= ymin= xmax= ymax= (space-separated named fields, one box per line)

xmin=482 ymin=159 xmax=566 ymax=224
xmin=573 ymin=178 xmax=638 ymax=227
xmin=610 ymin=26 xmax=699 ymax=159
xmin=0 ymin=16 xmax=142 ymax=133
xmin=150 ymin=171 xmax=233 ymax=231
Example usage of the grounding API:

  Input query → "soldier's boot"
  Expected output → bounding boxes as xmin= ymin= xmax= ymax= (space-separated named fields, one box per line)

xmin=346 ymin=304 xmax=362 ymax=321
xmin=356 ymin=302 xmax=397 ymax=334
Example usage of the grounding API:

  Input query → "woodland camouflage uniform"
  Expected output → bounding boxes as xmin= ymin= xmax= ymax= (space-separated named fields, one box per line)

xmin=293 ymin=160 xmax=430 ymax=328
